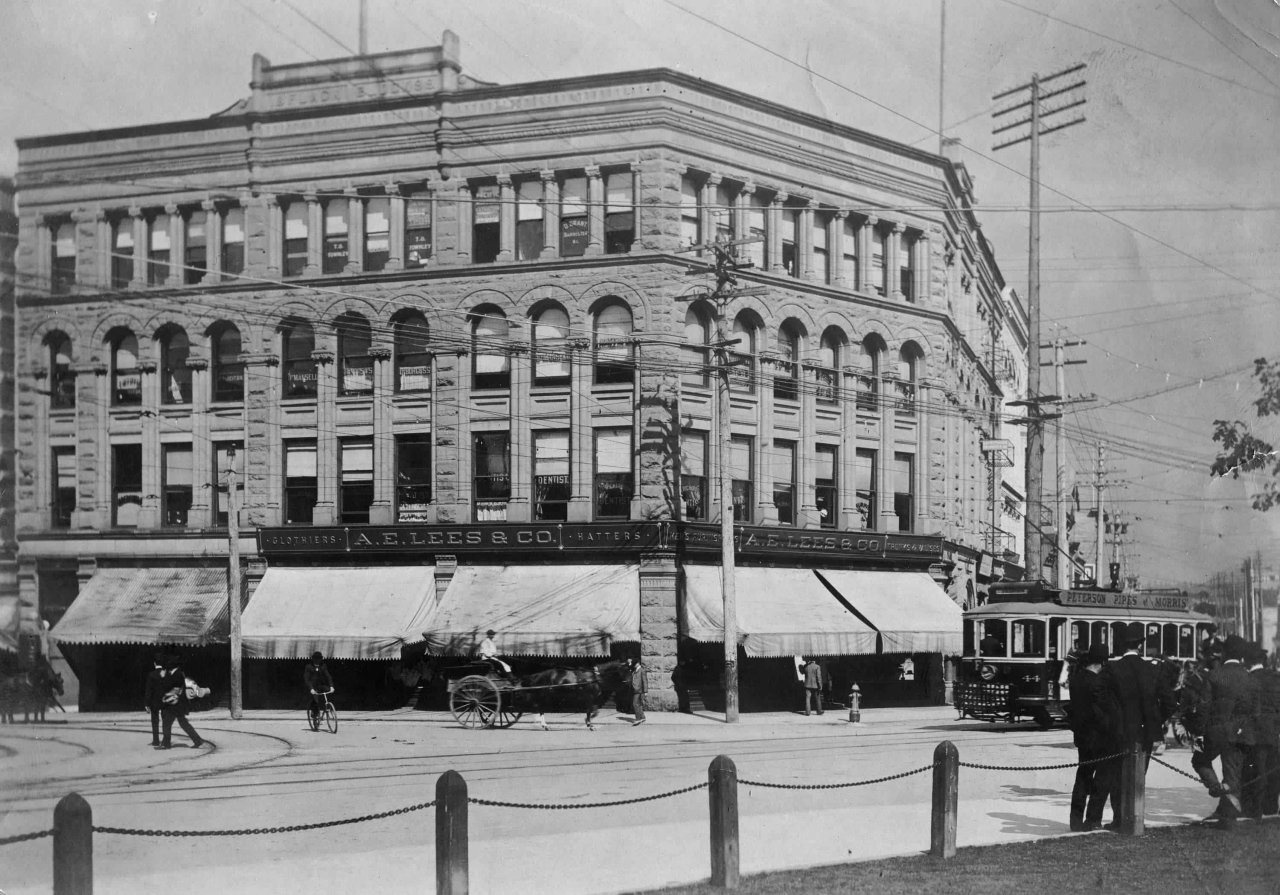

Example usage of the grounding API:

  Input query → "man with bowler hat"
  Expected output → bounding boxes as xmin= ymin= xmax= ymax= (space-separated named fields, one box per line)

xmin=143 ymin=652 xmax=165 ymax=747
xmin=1192 ymin=633 xmax=1257 ymax=824
xmin=1100 ymin=629 xmax=1175 ymax=828
xmin=1068 ymin=642 xmax=1118 ymax=831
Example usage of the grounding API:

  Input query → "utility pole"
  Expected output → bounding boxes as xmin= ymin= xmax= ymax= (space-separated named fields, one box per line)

xmin=358 ymin=0 xmax=368 ymax=56
xmin=993 ymin=64 xmax=1086 ymax=581
xmin=227 ymin=447 xmax=243 ymax=720
xmin=1094 ymin=443 xmax=1105 ymax=588
xmin=938 ymin=0 xmax=947 ymax=154
xmin=1046 ymin=339 xmax=1087 ymax=589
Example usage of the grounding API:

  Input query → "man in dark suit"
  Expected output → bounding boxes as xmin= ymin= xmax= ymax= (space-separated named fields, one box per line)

xmin=1100 ymin=631 xmax=1175 ymax=828
xmin=143 ymin=652 xmax=165 ymax=747
xmin=1192 ymin=634 xmax=1258 ymax=824
xmin=1068 ymin=642 xmax=1118 ymax=831
xmin=1242 ymin=643 xmax=1279 ymax=818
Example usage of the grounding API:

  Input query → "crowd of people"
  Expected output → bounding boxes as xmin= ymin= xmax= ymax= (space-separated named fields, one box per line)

xmin=1068 ymin=629 xmax=1280 ymax=831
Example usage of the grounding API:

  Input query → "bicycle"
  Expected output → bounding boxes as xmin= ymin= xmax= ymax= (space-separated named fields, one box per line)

xmin=308 ymin=688 xmax=338 ymax=734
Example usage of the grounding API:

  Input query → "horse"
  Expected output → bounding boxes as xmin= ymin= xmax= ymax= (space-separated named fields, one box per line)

xmin=0 ymin=659 xmax=65 ymax=724
xmin=509 ymin=660 xmax=629 ymax=731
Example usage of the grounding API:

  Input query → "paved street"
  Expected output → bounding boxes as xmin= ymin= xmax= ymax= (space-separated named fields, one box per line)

xmin=0 ymin=705 xmax=1216 ymax=895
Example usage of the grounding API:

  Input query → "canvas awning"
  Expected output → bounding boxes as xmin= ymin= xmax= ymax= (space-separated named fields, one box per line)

xmin=814 ymin=569 xmax=962 ymax=654
xmin=682 ymin=565 xmax=878 ymax=657
xmin=418 ymin=563 xmax=640 ymax=657
xmin=242 ymin=566 xmax=435 ymax=660
xmin=50 ymin=567 xmax=229 ymax=647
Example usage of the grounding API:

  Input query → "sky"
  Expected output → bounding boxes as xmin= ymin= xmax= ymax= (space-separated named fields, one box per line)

xmin=2 ymin=0 xmax=1278 ymax=587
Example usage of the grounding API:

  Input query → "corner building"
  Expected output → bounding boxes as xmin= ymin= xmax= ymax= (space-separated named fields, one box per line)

xmin=13 ymin=34 xmax=1026 ymax=711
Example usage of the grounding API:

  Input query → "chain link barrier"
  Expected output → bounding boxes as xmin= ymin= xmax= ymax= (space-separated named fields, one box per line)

xmin=740 ymin=763 xmax=936 ymax=790
xmin=0 ymin=829 xmax=52 ymax=846
xmin=958 ymin=749 xmax=1127 ymax=773
xmin=94 ymin=800 xmax=436 ymax=837
xmin=470 ymin=781 xmax=707 ymax=809
xmin=1150 ymin=753 xmax=1203 ymax=784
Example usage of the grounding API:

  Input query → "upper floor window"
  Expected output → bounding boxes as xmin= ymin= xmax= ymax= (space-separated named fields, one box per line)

xmin=147 ymin=214 xmax=170 ymax=285
xmin=594 ymin=302 xmax=634 ymax=385
xmin=774 ymin=322 xmax=802 ymax=402
xmin=284 ymin=440 xmax=317 ymax=525
xmin=772 ymin=439 xmax=797 ymax=525
xmin=112 ymin=443 xmax=142 ymax=527
xmin=842 ymin=216 xmax=860 ymax=288
xmin=604 ymin=171 xmax=634 ymax=254
xmin=815 ymin=328 xmax=843 ymax=404
xmin=48 ymin=332 xmax=75 ymax=410
xmin=681 ymin=304 xmax=712 ymax=388
xmin=51 ymin=222 xmax=76 ymax=294
xmin=679 ymin=174 xmax=701 ymax=248
xmin=339 ymin=438 xmax=374 ymax=523
xmin=406 ymin=193 xmax=432 ymax=268
xmin=337 ymin=313 xmax=373 ymax=396
xmin=211 ymin=322 xmax=244 ymax=403
xmin=593 ymin=427 xmax=633 ymax=520
xmin=471 ymin=308 xmax=510 ymax=390
xmin=221 ymin=207 xmax=245 ymax=276
xmin=533 ymin=429 xmax=571 ymax=521
xmin=111 ymin=330 xmax=141 ymax=406
xmin=679 ymin=429 xmax=708 ymax=522
xmin=856 ymin=335 xmax=883 ymax=411
xmin=396 ymin=434 xmax=432 ymax=522
xmin=532 ymin=305 xmax=571 ymax=384
xmin=897 ymin=343 xmax=921 ymax=415
xmin=364 ymin=197 xmax=390 ymax=272
xmin=780 ymin=207 xmax=799 ymax=277
xmin=162 ymin=444 xmax=193 ymax=527
xmin=282 ymin=321 xmax=317 ymax=399
xmin=891 ymin=452 xmax=914 ymax=532
xmin=744 ymin=193 xmax=767 ymax=270
xmin=111 ymin=218 xmax=133 ymax=288
xmin=284 ymin=202 xmax=308 ymax=277
xmin=473 ymin=431 xmax=511 ymax=522
xmin=730 ymin=315 xmax=757 ymax=394
xmin=516 ymin=180 xmax=544 ymax=261
xmin=52 ymin=446 xmax=75 ymax=528
xmin=899 ymin=232 xmax=915 ymax=301
xmin=712 ymin=181 xmax=736 ymax=244
xmin=394 ymin=312 xmax=431 ymax=392
xmin=729 ymin=435 xmax=753 ymax=523
xmin=871 ymin=226 xmax=888 ymax=296
xmin=213 ymin=441 xmax=243 ymax=527
xmin=472 ymin=183 xmax=500 ymax=264
xmin=815 ymin=444 xmax=838 ymax=529
xmin=159 ymin=326 xmax=191 ymax=405
xmin=855 ymin=447 xmax=877 ymax=529
xmin=185 ymin=210 xmax=207 ymax=284
xmin=813 ymin=213 xmax=830 ymax=283
xmin=560 ymin=175 xmax=589 ymax=257
xmin=322 ymin=201 xmax=348 ymax=274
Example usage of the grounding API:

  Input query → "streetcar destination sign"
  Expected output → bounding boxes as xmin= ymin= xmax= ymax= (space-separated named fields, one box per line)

xmin=1059 ymin=590 xmax=1190 ymax=612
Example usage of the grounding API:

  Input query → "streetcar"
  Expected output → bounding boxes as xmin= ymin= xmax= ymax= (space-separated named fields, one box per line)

xmin=954 ymin=581 xmax=1214 ymax=728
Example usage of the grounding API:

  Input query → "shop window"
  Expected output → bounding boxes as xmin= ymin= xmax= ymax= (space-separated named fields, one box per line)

xmin=211 ymin=322 xmax=244 ymax=403
xmin=162 ymin=444 xmax=193 ymax=527
xmin=284 ymin=441 xmax=317 ymax=525
xmin=284 ymin=202 xmax=308 ymax=277
xmin=213 ymin=441 xmax=243 ymax=528
xmin=471 ymin=309 xmax=510 ymax=390
xmin=364 ymin=197 xmax=390 ymax=272
xmin=51 ymin=222 xmax=76 ymax=294
xmin=52 ymin=446 xmax=75 ymax=528
xmin=682 ymin=304 xmax=712 ymax=388
xmin=111 ymin=330 xmax=141 ymax=406
xmin=729 ymin=435 xmax=753 ymax=523
xmin=111 ymin=218 xmax=134 ymax=288
xmin=147 ymin=214 xmax=170 ymax=285
xmin=891 ymin=452 xmax=914 ymax=532
xmin=472 ymin=183 xmax=500 ymax=263
xmin=473 ymin=431 xmax=511 ymax=522
xmin=406 ymin=194 xmax=432 ymax=267
xmin=679 ymin=174 xmax=701 ymax=248
xmin=185 ymin=210 xmax=207 ymax=284
xmin=337 ymin=313 xmax=373 ymax=396
xmin=855 ymin=448 xmax=877 ymax=530
xmin=680 ymin=429 xmax=707 ymax=522
xmin=604 ymin=172 xmax=634 ymax=254
xmin=533 ymin=430 xmax=571 ymax=521
xmin=159 ymin=326 xmax=191 ymax=405
xmin=560 ymin=175 xmax=589 ymax=257
xmin=593 ymin=428 xmax=632 ymax=519
xmin=773 ymin=439 xmax=796 ymax=525
xmin=516 ymin=180 xmax=544 ymax=261
xmin=282 ymin=321 xmax=317 ymax=399
xmin=339 ymin=439 xmax=374 ymax=523
xmin=48 ymin=332 xmax=75 ymax=410
xmin=395 ymin=434 xmax=432 ymax=522
xmin=322 ymin=201 xmax=348 ymax=274
xmin=394 ymin=312 xmax=431 ymax=392
xmin=594 ymin=302 xmax=634 ymax=385
xmin=815 ymin=444 xmax=838 ymax=529
xmin=112 ymin=443 xmax=142 ymax=528
xmin=532 ymin=306 xmax=571 ymax=384
xmin=774 ymin=322 xmax=801 ymax=402
xmin=221 ymin=207 xmax=245 ymax=276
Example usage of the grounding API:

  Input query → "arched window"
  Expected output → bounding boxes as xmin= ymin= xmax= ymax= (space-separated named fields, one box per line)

xmin=532 ymin=305 xmax=571 ymax=384
xmin=856 ymin=335 xmax=884 ymax=411
xmin=594 ymin=302 xmax=634 ymax=384
xmin=393 ymin=312 xmax=431 ymax=392
xmin=111 ymin=330 xmax=141 ymax=406
xmin=337 ymin=313 xmax=372 ymax=396
xmin=282 ymin=320 xmax=317 ymax=398
xmin=159 ymin=326 xmax=191 ymax=405
xmin=730 ymin=314 xmax=757 ymax=394
xmin=681 ymin=304 xmax=712 ymax=388
xmin=774 ymin=321 xmax=802 ymax=402
xmin=47 ymin=332 xmax=75 ymax=410
xmin=211 ymin=323 xmax=244 ymax=403
xmin=472 ymin=307 xmax=510 ymax=390
xmin=815 ymin=327 xmax=844 ymax=403
xmin=897 ymin=342 xmax=922 ymax=415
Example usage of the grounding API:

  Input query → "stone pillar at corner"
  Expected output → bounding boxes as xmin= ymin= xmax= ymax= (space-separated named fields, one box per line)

xmin=0 ymin=178 xmax=16 ymax=591
xmin=638 ymin=550 xmax=679 ymax=711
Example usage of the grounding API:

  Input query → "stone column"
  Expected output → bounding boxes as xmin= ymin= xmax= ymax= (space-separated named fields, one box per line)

xmin=859 ymin=215 xmax=878 ymax=295
xmin=344 ymin=190 xmax=364 ymax=274
xmin=916 ymin=231 xmax=932 ymax=305
xmin=627 ymin=162 xmax=641 ymax=253
xmin=264 ymin=194 xmax=282 ymax=279
xmin=242 ymin=352 xmax=281 ymax=527
xmin=568 ymin=337 xmax=593 ymax=522
xmin=202 ymin=199 xmax=223 ymax=284
xmin=915 ymin=379 xmax=932 ymax=533
xmin=186 ymin=357 xmax=213 ymax=527
xmin=163 ymin=204 xmax=184 ymax=286
xmin=426 ymin=179 xmax=451 ymax=267
xmin=639 ymin=550 xmax=679 ymax=711
xmin=585 ymin=165 xmax=604 ymax=256
xmin=767 ymin=192 xmax=787 ymax=275
xmin=72 ymin=208 xmax=104 ymax=288
xmin=755 ymin=351 xmax=779 ymax=525
xmin=305 ymin=191 xmax=323 ymax=276
xmin=138 ymin=360 xmax=161 ymax=528
xmin=24 ymin=367 xmax=51 ymax=534
xmin=441 ymin=350 xmax=471 ymax=522
xmin=798 ymin=360 xmax=819 ymax=528
xmin=312 ymin=347 xmax=336 ymax=524
xmin=888 ymin=223 xmax=904 ymax=301
xmin=94 ymin=211 xmax=112 ymax=288
xmin=387 ymin=183 xmax=405 ymax=271
xmin=32 ymin=213 xmax=52 ymax=289
xmin=70 ymin=363 xmax=106 ymax=529
xmin=840 ymin=364 xmax=862 ymax=530
xmin=798 ymin=199 xmax=815 ymax=281
xmin=368 ymin=347 xmax=394 ymax=524
xmin=878 ymin=369 xmax=899 ymax=531
xmin=129 ymin=207 xmax=147 ymax=287
xmin=454 ymin=182 xmax=472 ymax=265
xmin=496 ymin=174 xmax=514 ymax=262
xmin=539 ymin=170 xmax=559 ymax=260
xmin=507 ymin=345 xmax=531 ymax=522
xmin=830 ymin=212 xmax=848 ymax=288
xmin=701 ymin=174 xmax=722 ymax=244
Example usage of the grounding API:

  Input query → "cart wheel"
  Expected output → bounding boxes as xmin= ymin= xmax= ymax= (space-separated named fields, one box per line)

xmin=496 ymin=702 xmax=524 ymax=729
xmin=450 ymin=675 xmax=501 ymax=729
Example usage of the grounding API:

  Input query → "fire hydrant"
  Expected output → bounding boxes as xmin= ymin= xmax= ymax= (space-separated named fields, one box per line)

xmin=848 ymin=683 xmax=862 ymax=723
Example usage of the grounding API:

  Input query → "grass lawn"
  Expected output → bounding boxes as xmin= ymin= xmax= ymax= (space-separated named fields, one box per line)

xmin=627 ymin=819 xmax=1280 ymax=894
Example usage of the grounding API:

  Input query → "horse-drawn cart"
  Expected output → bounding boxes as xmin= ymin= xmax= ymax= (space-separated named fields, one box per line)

xmin=445 ymin=660 xmax=630 ymax=730
xmin=447 ymin=673 xmax=525 ymax=729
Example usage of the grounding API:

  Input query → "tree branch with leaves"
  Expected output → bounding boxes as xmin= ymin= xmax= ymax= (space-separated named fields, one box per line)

xmin=1211 ymin=357 xmax=1280 ymax=511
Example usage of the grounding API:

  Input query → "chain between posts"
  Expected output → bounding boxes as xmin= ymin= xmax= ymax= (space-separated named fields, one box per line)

xmin=1150 ymin=753 xmax=1203 ymax=783
xmin=470 ymin=781 xmax=707 ymax=809
xmin=740 ymin=764 xmax=935 ymax=790
xmin=94 ymin=800 xmax=436 ymax=837
xmin=0 ymin=829 xmax=53 ymax=846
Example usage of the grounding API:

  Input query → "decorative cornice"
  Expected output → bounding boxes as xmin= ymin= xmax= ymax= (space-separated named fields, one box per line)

xmin=310 ymin=349 xmax=335 ymax=364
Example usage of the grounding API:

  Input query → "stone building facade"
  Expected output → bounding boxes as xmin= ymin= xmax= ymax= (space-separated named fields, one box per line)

xmin=11 ymin=34 xmax=1025 ymax=710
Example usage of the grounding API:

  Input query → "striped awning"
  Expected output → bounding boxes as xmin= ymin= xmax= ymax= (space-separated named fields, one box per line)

xmin=51 ymin=567 xmax=229 ymax=647
xmin=814 ymin=569 xmax=963 ymax=654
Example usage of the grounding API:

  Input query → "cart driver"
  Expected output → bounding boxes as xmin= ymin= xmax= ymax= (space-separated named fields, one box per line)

xmin=477 ymin=630 xmax=512 ymax=675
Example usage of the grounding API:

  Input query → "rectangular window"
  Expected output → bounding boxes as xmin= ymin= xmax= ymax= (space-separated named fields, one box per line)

xmin=892 ymin=452 xmax=914 ymax=533
xmin=185 ymin=210 xmax=207 ymax=284
xmin=339 ymin=439 xmax=374 ymax=524
xmin=593 ymin=428 xmax=633 ymax=519
xmin=284 ymin=203 xmax=308 ymax=277
xmin=533 ymin=430 xmax=571 ymax=521
xmin=147 ymin=214 xmax=170 ymax=285
xmin=111 ymin=219 xmax=133 ymax=288
xmin=815 ymin=444 xmax=838 ymax=529
xmin=51 ymin=341 xmax=75 ymax=410
xmin=744 ymin=195 xmax=766 ymax=270
xmin=52 ymin=225 xmax=76 ymax=294
xmin=855 ymin=448 xmax=877 ymax=530
xmin=396 ymin=434 xmax=432 ymax=523
xmin=680 ymin=429 xmax=707 ymax=522
xmin=364 ymin=197 xmax=390 ymax=272
xmin=871 ymin=227 xmax=887 ymax=296
xmin=473 ymin=431 xmax=511 ymax=522
xmin=604 ymin=172 xmax=634 ymax=254
xmin=472 ymin=183 xmax=501 ymax=264
xmin=162 ymin=444 xmax=193 ymax=527
xmin=842 ymin=216 xmax=859 ymax=288
xmin=712 ymin=181 xmax=736 ymax=244
xmin=284 ymin=441 xmax=317 ymax=526
xmin=406 ymin=195 xmax=432 ymax=267
xmin=813 ymin=216 xmax=830 ymax=283
xmin=222 ymin=207 xmax=245 ymax=276
xmin=112 ymin=444 xmax=143 ymax=528
xmin=52 ymin=446 xmax=75 ymax=528
xmin=899 ymin=234 xmax=914 ymax=301
xmin=560 ymin=176 xmax=589 ymax=257
xmin=322 ymin=202 xmax=348 ymax=274
xmin=516 ymin=180 xmax=544 ymax=261
xmin=679 ymin=175 xmax=700 ymax=248
xmin=213 ymin=441 xmax=243 ymax=528
xmin=772 ymin=439 xmax=796 ymax=525
xmin=781 ymin=208 xmax=798 ymax=277
xmin=729 ymin=435 xmax=753 ymax=523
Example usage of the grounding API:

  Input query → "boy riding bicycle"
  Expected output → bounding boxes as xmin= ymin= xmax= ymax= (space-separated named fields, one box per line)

xmin=304 ymin=651 xmax=334 ymax=721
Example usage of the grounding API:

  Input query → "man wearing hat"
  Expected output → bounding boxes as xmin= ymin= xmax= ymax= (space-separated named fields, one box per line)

xmin=1240 ymin=642 xmax=1277 ymax=818
xmin=476 ymin=629 xmax=510 ymax=675
xmin=143 ymin=652 xmax=166 ymax=747
xmin=1068 ymin=642 xmax=1118 ymax=831
xmin=1100 ymin=630 xmax=1176 ymax=828
xmin=1191 ymin=634 xmax=1258 ymax=824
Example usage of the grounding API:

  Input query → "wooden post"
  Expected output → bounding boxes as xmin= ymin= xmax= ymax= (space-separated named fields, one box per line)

xmin=436 ymin=770 xmax=469 ymax=895
xmin=708 ymin=754 xmax=740 ymax=889
xmin=1118 ymin=743 xmax=1145 ymax=836
xmin=227 ymin=446 xmax=243 ymax=720
xmin=53 ymin=792 xmax=92 ymax=895
xmin=930 ymin=741 xmax=959 ymax=858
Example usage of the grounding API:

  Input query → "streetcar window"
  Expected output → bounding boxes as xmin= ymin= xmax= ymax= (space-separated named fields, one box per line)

xmin=963 ymin=620 xmax=975 ymax=657
xmin=1145 ymin=623 xmax=1162 ymax=656
xmin=1011 ymin=619 xmax=1046 ymax=658
xmin=1161 ymin=624 xmax=1179 ymax=657
xmin=1091 ymin=622 xmax=1110 ymax=655
xmin=978 ymin=620 xmax=1007 ymax=657
xmin=1110 ymin=622 xmax=1130 ymax=652
xmin=1179 ymin=625 xmax=1195 ymax=658
xmin=1049 ymin=618 xmax=1065 ymax=659
xmin=1071 ymin=621 xmax=1090 ymax=653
